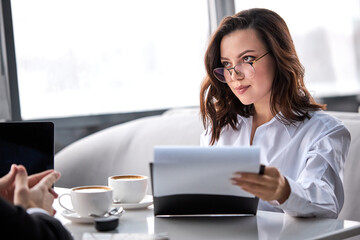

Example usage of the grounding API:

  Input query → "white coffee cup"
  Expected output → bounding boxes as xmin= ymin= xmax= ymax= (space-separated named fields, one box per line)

xmin=108 ymin=175 xmax=148 ymax=203
xmin=58 ymin=185 xmax=113 ymax=217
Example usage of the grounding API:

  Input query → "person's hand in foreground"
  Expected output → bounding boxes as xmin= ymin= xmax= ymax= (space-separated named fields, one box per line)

xmin=0 ymin=164 xmax=18 ymax=202
xmin=13 ymin=165 xmax=61 ymax=215
xmin=0 ymin=164 xmax=55 ymax=203
xmin=231 ymin=166 xmax=291 ymax=204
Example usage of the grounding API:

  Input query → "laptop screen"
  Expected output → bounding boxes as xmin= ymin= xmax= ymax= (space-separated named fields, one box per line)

xmin=0 ymin=122 xmax=54 ymax=177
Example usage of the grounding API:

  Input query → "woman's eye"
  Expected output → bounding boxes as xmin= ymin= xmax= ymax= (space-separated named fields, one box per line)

xmin=222 ymin=62 xmax=231 ymax=68
xmin=243 ymin=56 xmax=255 ymax=63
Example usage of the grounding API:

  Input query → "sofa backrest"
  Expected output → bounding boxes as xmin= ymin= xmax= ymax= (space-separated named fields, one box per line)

xmin=329 ymin=111 xmax=360 ymax=221
xmin=55 ymin=107 xmax=204 ymax=188
xmin=55 ymin=108 xmax=360 ymax=221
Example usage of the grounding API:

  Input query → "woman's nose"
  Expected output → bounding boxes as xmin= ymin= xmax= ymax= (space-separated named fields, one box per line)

xmin=230 ymin=69 xmax=245 ymax=81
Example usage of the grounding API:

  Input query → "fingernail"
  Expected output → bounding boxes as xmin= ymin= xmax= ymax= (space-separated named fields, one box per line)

xmin=230 ymin=180 xmax=237 ymax=185
xmin=233 ymin=173 xmax=242 ymax=178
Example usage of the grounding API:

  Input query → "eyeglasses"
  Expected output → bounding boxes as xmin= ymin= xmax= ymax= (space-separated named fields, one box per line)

xmin=213 ymin=51 xmax=270 ymax=83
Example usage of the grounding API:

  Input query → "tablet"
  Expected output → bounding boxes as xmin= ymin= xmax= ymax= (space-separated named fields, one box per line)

xmin=151 ymin=146 xmax=262 ymax=217
xmin=0 ymin=122 xmax=54 ymax=177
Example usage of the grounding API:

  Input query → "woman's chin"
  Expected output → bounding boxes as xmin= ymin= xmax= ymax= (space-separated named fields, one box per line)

xmin=237 ymin=98 xmax=254 ymax=106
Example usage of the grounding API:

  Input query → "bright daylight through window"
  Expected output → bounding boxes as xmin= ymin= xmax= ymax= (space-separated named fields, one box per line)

xmin=11 ymin=0 xmax=209 ymax=119
xmin=235 ymin=0 xmax=360 ymax=99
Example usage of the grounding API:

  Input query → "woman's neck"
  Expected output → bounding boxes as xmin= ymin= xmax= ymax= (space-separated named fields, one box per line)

xmin=250 ymin=103 xmax=276 ymax=145
xmin=253 ymin=103 xmax=275 ymax=125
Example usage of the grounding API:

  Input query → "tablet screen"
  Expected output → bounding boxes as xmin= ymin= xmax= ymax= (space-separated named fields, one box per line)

xmin=0 ymin=122 xmax=54 ymax=177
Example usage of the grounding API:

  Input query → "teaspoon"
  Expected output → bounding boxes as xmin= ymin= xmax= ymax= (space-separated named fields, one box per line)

xmin=89 ymin=207 xmax=124 ymax=218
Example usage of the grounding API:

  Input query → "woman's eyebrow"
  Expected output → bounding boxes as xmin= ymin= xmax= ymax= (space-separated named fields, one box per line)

xmin=220 ymin=49 xmax=256 ymax=61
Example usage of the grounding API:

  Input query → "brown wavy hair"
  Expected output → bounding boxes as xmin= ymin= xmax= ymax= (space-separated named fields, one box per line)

xmin=200 ymin=8 xmax=325 ymax=145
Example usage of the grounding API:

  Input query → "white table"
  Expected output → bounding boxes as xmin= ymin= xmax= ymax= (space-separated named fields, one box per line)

xmin=54 ymin=188 xmax=360 ymax=240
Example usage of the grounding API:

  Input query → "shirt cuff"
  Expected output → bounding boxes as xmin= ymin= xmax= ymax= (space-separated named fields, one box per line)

xmin=268 ymin=177 xmax=315 ymax=217
xmin=27 ymin=208 xmax=50 ymax=216
xmin=267 ymin=176 xmax=293 ymax=208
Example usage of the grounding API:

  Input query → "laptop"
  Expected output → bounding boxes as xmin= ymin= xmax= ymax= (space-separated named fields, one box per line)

xmin=151 ymin=146 xmax=263 ymax=217
xmin=0 ymin=122 xmax=54 ymax=177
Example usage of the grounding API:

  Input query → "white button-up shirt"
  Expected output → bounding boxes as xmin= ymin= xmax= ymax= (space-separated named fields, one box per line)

xmin=200 ymin=110 xmax=350 ymax=218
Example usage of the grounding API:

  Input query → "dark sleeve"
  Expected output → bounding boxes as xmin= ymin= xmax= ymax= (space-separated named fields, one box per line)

xmin=1 ymin=197 xmax=73 ymax=240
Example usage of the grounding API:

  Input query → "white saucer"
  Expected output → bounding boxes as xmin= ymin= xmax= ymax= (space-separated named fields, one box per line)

xmin=60 ymin=209 xmax=124 ymax=224
xmin=61 ymin=210 xmax=95 ymax=224
xmin=112 ymin=195 xmax=153 ymax=210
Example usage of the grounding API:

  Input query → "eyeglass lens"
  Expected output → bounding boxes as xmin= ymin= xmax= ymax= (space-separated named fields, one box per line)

xmin=213 ymin=63 xmax=255 ymax=82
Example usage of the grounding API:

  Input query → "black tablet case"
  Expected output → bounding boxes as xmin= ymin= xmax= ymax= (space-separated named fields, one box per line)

xmin=150 ymin=163 xmax=264 ymax=217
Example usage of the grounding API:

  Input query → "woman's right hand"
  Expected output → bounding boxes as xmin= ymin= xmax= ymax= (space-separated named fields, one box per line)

xmin=230 ymin=166 xmax=291 ymax=204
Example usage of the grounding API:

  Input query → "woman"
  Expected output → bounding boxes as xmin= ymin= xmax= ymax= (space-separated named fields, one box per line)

xmin=200 ymin=8 xmax=350 ymax=218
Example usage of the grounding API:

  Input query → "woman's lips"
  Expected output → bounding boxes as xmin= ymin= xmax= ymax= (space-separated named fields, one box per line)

xmin=234 ymin=85 xmax=250 ymax=94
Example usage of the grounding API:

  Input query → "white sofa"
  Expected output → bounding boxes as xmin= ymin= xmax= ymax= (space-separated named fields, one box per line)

xmin=55 ymin=108 xmax=360 ymax=222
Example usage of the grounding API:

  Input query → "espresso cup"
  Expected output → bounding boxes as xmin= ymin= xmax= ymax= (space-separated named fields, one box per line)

xmin=108 ymin=175 xmax=148 ymax=203
xmin=58 ymin=185 xmax=113 ymax=217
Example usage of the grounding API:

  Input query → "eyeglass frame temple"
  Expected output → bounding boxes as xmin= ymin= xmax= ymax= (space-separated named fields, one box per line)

xmin=248 ymin=51 xmax=270 ymax=67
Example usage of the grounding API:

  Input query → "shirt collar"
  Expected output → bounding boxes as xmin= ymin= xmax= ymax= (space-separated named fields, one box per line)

xmin=237 ymin=114 xmax=252 ymax=129
xmin=281 ymin=120 xmax=300 ymax=137
xmin=275 ymin=112 xmax=302 ymax=137
xmin=237 ymin=113 xmax=301 ymax=138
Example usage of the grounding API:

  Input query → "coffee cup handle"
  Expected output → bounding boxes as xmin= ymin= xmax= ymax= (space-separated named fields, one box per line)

xmin=58 ymin=193 xmax=75 ymax=212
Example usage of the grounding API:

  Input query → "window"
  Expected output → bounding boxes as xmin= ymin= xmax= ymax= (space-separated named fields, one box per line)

xmin=11 ymin=0 xmax=209 ymax=119
xmin=235 ymin=0 xmax=360 ymax=99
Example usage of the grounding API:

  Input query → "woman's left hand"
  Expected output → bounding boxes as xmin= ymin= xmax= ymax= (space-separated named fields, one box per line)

xmin=230 ymin=166 xmax=290 ymax=204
